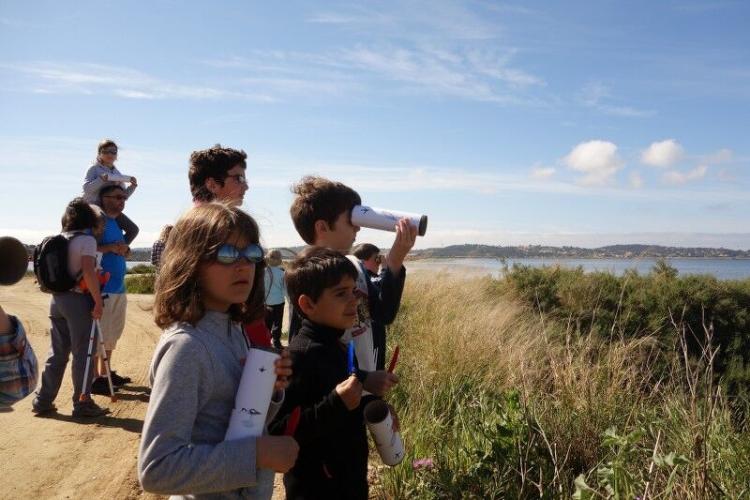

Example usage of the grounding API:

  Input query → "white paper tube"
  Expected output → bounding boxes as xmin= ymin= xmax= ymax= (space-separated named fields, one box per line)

xmin=105 ymin=173 xmax=134 ymax=183
xmin=225 ymin=347 xmax=280 ymax=440
xmin=364 ymin=400 xmax=404 ymax=466
xmin=351 ymin=205 xmax=428 ymax=236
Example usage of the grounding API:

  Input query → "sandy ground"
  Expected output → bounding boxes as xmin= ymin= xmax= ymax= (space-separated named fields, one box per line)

xmin=0 ymin=277 xmax=285 ymax=499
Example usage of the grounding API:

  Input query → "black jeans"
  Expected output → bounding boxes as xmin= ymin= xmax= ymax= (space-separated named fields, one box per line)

xmin=265 ymin=303 xmax=285 ymax=347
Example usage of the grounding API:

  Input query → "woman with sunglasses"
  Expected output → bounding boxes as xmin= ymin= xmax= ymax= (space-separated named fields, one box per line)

xmin=139 ymin=203 xmax=298 ymax=499
xmin=81 ymin=138 xmax=140 ymax=245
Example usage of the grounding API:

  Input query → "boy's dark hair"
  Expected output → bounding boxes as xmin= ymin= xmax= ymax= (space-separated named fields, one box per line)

xmin=352 ymin=243 xmax=380 ymax=261
xmin=99 ymin=184 xmax=125 ymax=204
xmin=290 ymin=176 xmax=361 ymax=245
xmin=61 ymin=197 xmax=98 ymax=232
xmin=285 ymin=246 xmax=358 ymax=317
xmin=189 ymin=145 xmax=247 ymax=202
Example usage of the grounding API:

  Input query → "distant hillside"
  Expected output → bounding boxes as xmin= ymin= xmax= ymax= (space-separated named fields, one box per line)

xmin=408 ymin=244 xmax=750 ymax=259
xmin=20 ymin=243 xmax=750 ymax=262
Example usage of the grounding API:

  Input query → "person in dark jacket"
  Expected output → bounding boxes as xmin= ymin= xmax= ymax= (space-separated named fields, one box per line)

xmin=351 ymin=243 xmax=389 ymax=369
xmin=271 ymin=247 xmax=399 ymax=499
xmin=287 ymin=176 xmax=416 ymax=372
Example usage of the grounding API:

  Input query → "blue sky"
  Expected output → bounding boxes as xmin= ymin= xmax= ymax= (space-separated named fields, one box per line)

xmin=1 ymin=0 xmax=748 ymax=250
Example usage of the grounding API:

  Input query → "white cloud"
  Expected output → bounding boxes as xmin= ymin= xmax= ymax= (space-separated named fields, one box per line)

xmin=704 ymin=148 xmax=734 ymax=164
xmin=530 ymin=165 xmax=556 ymax=180
xmin=629 ymin=171 xmax=644 ymax=189
xmin=0 ymin=62 xmax=276 ymax=102
xmin=641 ymin=139 xmax=684 ymax=168
xmin=718 ymin=168 xmax=736 ymax=182
xmin=597 ymin=104 xmax=655 ymax=118
xmin=663 ymin=165 xmax=708 ymax=185
xmin=580 ymin=81 xmax=654 ymax=118
xmin=580 ymin=81 xmax=610 ymax=106
xmin=334 ymin=44 xmax=546 ymax=104
xmin=563 ymin=140 xmax=624 ymax=186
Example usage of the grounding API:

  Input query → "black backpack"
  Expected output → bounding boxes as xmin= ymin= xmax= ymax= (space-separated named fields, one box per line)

xmin=33 ymin=233 xmax=81 ymax=293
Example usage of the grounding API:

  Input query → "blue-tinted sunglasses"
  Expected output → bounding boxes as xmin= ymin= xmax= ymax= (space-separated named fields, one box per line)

xmin=212 ymin=243 xmax=264 ymax=265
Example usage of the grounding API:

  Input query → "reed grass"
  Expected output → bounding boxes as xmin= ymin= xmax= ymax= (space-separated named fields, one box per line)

xmin=375 ymin=272 xmax=750 ymax=499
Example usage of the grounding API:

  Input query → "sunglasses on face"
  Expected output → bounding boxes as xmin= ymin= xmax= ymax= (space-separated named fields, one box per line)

xmin=211 ymin=243 xmax=264 ymax=265
xmin=101 ymin=149 xmax=118 ymax=155
xmin=103 ymin=195 xmax=128 ymax=201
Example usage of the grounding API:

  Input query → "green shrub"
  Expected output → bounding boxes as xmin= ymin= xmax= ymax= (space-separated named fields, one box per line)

xmin=497 ymin=264 xmax=750 ymax=400
xmin=126 ymin=264 xmax=156 ymax=275
xmin=125 ymin=273 xmax=155 ymax=294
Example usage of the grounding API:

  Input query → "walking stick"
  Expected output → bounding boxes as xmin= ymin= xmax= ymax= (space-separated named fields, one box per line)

xmin=79 ymin=320 xmax=98 ymax=402
xmin=95 ymin=319 xmax=118 ymax=402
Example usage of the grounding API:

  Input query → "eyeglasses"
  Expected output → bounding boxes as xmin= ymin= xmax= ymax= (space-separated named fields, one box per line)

xmin=101 ymin=149 xmax=118 ymax=155
xmin=211 ymin=243 xmax=264 ymax=265
xmin=226 ymin=174 xmax=248 ymax=185
xmin=103 ymin=195 xmax=128 ymax=201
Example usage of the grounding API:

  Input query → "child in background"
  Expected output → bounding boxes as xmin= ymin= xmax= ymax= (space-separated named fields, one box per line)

xmin=264 ymin=249 xmax=286 ymax=349
xmin=138 ymin=203 xmax=299 ymax=499
xmin=270 ymin=246 xmax=399 ymax=499
xmin=150 ymin=224 xmax=173 ymax=272
xmin=82 ymin=139 xmax=139 ymax=244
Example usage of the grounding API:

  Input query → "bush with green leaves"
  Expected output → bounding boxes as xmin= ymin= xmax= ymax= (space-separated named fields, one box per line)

xmin=126 ymin=263 xmax=156 ymax=275
xmin=125 ymin=273 xmax=155 ymax=294
xmin=497 ymin=262 xmax=750 ymax=401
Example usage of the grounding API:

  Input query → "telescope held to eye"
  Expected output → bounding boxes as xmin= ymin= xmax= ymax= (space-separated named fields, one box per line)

xmin=351 ymin=205 xmax=428 ymax=236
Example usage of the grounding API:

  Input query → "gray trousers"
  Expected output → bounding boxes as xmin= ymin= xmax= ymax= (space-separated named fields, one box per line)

xmin=36 ymin=291 xmax=96 ymax=408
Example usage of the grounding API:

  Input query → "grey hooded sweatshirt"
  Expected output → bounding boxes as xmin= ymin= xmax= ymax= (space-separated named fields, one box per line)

xmin=139 ymin=311 xmax=281 ymax=499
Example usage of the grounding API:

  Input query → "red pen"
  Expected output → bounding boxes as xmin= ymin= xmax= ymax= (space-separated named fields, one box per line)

xmin=387 ymin=345 xmax=400 ymax=373
xmin=284 ymin=406 xmax=301 ymax=436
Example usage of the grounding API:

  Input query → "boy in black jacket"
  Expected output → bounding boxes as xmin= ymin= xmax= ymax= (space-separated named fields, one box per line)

xmin=271 ymin=247 xmax=399 ymax=499
xmin=288 ymin=176 xmax=417 ymax=372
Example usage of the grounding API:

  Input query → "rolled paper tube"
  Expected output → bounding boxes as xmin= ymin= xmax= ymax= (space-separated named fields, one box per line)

xmin=225 ymin=347 xmax=280 ymax=440
xmin=0 ymin=236 xmax=28 ymax=285
xmin=364 ymin=400 xmax=405 ymax=466
xmin=105 ymin=173 xmax=134 ymax=183
xmin=350 ymin=205 xmax=428 ymax=237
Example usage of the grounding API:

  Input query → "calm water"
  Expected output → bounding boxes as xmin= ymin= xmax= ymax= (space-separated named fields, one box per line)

xmin=405 ymin=257 xmax=750 ymax=280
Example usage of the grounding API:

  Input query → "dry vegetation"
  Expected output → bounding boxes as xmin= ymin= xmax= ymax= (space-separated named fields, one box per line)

xmin=375 ymin=270 xmax=750 ymax=499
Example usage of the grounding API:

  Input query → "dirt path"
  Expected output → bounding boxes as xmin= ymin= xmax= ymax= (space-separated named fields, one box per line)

xmin=0 ymin=277 xmax=284 ymax=499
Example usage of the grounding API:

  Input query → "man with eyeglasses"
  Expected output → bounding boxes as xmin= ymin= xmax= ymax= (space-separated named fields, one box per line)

xmin=188 ymin=145 xmax=273 ymax=347
xmin=91 ymin=184 xmax=132 ymax=394
xmin=188 ymin=144 xmax=249 ymax=207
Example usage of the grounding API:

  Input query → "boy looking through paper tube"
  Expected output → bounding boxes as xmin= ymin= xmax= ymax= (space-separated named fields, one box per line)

xmin=288 ymin=176 xmax=416 ymax=371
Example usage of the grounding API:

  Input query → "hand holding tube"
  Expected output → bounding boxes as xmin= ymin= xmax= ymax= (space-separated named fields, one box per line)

xmin=256 ymin=435 xmax=299 ymax=472
xmin=387 ymin=219 xmax=417 ymax=273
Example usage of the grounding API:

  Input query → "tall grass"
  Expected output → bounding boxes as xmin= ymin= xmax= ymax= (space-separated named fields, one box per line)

xmin=375 ymin=272 xmax=750 ymax=499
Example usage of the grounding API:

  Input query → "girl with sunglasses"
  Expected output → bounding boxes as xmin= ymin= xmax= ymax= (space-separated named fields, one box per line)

xmin=81 ymin=138 xmax=140 ymax=244
xmin=139 ymin=203 xmax=299 ymax=499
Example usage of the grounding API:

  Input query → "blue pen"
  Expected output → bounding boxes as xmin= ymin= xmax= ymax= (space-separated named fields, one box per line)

xmin=347 ymin=340 xmax=355 ymax=375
